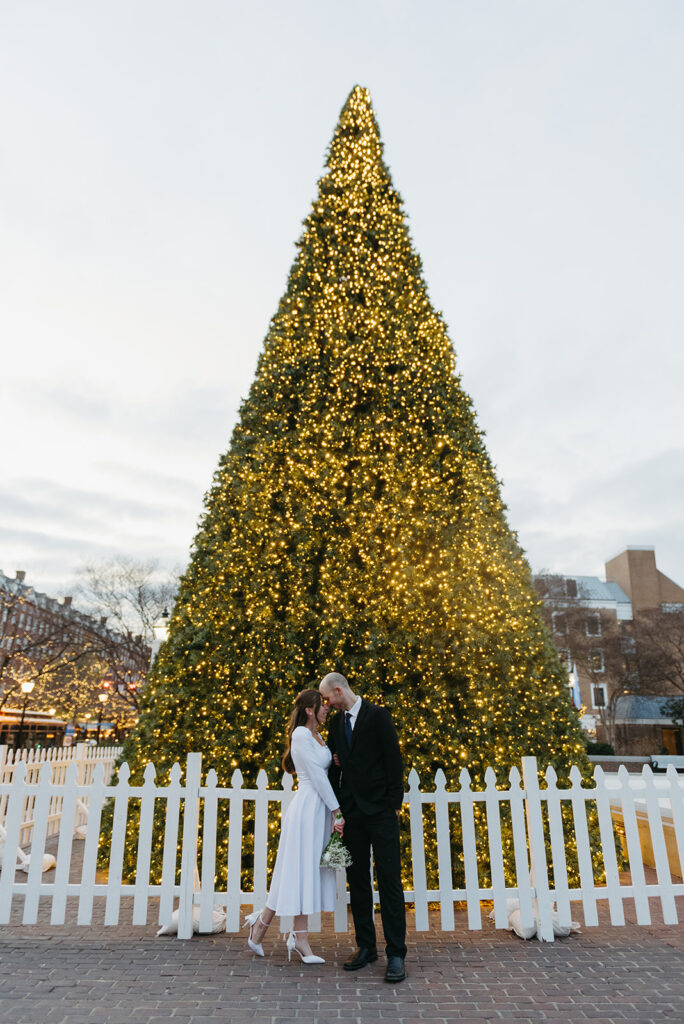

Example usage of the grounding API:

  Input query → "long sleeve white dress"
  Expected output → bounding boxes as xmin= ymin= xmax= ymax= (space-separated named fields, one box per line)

xmin=265 ymin=726 xmax=339 ymax=916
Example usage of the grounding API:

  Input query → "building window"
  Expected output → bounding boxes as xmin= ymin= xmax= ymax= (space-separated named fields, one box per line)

xmin=620 ymin=636 xmax=636 ymax=654
xmin=558 ymin=648 xmax=572 ymax=671
xmin=586 ymin=613 xmax=601 ymax=637
xmin=565 ymin=579 xmax=578 ymax=598
xmin=589 ymin=648 xmax=604 ymax=673
xmin=592 ymin=683 xmax=607 ymax=709
xmin=552 ymin=612 xmax=568 ymax=635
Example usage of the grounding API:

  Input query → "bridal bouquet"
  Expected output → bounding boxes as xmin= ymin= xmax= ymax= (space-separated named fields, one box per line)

xmin=320 ymin=815 xmax=352 ymax=870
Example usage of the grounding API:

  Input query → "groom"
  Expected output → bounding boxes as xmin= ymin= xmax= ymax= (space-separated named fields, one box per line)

xmin=319 ymin=672 xmax=407 ymax=983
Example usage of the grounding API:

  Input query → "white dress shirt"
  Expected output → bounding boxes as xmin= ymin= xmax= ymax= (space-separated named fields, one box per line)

xmin=345 ymin=695 xmax=363 ymax=732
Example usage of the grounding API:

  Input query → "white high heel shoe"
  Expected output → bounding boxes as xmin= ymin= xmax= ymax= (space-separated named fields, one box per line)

xmin=286 ymin=930 xmax=325 ymax=965
xmin=243 ymin=908 xmax=267 ymax=956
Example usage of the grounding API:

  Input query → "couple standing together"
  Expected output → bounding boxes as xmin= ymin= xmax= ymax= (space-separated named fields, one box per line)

xmin=245 ymin=672 xmax=407 ymax=983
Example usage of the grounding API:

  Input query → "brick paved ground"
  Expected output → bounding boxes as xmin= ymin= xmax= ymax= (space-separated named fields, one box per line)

xmin=1 ymin=840 xmax=683 ymax=1024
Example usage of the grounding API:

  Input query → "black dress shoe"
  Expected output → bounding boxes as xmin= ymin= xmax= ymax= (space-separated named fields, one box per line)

xmin=385 ymin=956 xmax=406 ymax=983
xmin=343 ymin=947 xmax=378 ymax=971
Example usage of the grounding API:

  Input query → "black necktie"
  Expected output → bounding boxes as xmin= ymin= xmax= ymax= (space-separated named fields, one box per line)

xmin=344 ymin=711 xmax=353 ymax=748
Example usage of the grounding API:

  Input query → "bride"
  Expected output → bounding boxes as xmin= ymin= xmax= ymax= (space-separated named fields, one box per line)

xmin=244 ymin=689 xmax=344 ymax=963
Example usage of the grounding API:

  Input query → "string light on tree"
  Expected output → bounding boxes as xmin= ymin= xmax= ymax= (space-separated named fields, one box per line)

xmin=102 ymin=86 xmax=592 ymax=884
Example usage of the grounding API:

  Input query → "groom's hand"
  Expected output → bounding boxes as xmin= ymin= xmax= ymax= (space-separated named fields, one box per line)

xmin=333 ymin=754 xmax=341 ymax=767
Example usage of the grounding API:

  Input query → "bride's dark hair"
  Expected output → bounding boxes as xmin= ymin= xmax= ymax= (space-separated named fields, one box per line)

xmin=282 ymin=689 xmax=322 ymax=774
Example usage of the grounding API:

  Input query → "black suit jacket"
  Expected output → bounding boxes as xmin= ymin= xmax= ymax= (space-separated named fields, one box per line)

xmin=326 ymin=700 xmax=404 ymax=816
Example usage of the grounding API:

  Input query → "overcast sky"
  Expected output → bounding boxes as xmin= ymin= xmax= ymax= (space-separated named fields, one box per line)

xmin=2 ymin=0 xmax=683 ymax=599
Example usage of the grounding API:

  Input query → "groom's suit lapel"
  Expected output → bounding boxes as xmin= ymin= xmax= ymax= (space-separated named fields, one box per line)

xmin=348 ymin=699 xmax=370 ymax=753
xmin=335 ymin=711 xmax=348 ymax=756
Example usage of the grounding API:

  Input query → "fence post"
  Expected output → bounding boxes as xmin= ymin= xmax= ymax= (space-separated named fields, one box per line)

xmin=543 ymin=765 xmax=571 ymax=930
xmin=407 ymin=769 xmax=429 ymax=931
xmin=77 ymin=762 xmax=106 ymax=926
xmin=252 ymin=770 xmax=269 ymax=914
xmin=225 ymin=769 xmax=245 ymax=932
xmin=507 ymin=767 xmax=535 ymax=933
xmin=459 ymin=767 xmax=481 ymax=931
xmin=666 ymin=764 xmax=684 ymax=879
xmin=434 ymin=769 xmax=454 ymax=931
xmin=640 ymin=764 xmax=676 ymax=925
xmin=198 ymin=769 xmax=219 ymax=933
xmin=74 ymin=743 xmax=88 ymax=788
xmin=132 ymin=763 xmax=158 ymax=926
xmin=484 ymin=767 xmax=508 ymax=929
xmin=104 ymin=763 xmax=131 ymax=926
xmin=0 ymin=761 xmax=27 ymax=924
xmin=177 ymin=752 xmax=202 ymax=940
xmin=158 ymin=763 xmax=183 ymax=929
xmin=521 ymin=756 xmax=554 ymax=942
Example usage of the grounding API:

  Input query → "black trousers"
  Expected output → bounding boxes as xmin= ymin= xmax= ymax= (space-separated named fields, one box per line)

xmin=343 ymin=806 xmax=407 ymax=959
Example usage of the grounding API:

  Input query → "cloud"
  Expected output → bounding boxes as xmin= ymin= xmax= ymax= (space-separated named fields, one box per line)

xmin=504 ymin=449 xmax=684 ymax=585
xmin=94 ymin=462 xmax=202 ymax=501
xmin=4 ymin=1 xmax=684 ymax=603
xmin=123 ymin=387 xmax=242 ymax=448
xmin=18 ymin=381 xmax=241 ymax=452
xmin=1 ymin=477 xmax=180 ymax=529
xmin=0 ymin=474 xmax=199 ymax=595
xmin=577 ymin=449 xmax=684 ymax=524
xmin=0 ymin=521 xmax=188 ymax=597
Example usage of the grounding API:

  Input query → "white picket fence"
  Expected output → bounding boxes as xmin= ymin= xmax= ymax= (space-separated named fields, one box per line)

xmin=0 ymin=743 xmax=121 ymax=848
xmin=0 ymin=753 xmax=683 ymax=941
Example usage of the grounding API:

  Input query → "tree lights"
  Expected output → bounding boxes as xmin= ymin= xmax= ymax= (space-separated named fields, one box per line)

xmin=107 ymin=86 xmax=590 ymax=884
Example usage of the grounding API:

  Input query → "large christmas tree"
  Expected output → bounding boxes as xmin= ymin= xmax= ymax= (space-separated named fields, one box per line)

xmin=112 ymin=86 xmax=588 ymax=881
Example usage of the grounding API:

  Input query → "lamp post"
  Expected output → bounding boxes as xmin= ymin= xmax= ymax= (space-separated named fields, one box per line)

xmin=96 ymin=691 xmax=109 ymax=745
xmin=151 ymin=609 xmax=170 ymax=662
xmin=15 ymin=679 xmax=35 ymax=751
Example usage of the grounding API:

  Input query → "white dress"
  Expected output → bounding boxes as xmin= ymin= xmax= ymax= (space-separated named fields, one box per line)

xmin=266 ymin=726 xmax=338 ymax=916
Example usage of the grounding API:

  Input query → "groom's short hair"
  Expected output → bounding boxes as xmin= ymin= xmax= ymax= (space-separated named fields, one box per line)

xmin=320 ymin=672 xmax=350 ymax=692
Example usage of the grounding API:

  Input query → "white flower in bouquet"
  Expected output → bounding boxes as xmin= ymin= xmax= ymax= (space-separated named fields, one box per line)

xmin=320 ymin=816 xmax=352 ymax=870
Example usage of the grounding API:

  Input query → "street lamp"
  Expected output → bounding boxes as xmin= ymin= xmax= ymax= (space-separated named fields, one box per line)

xmin=96 ymin=691 xmax=109 ymax=745
xmin=153 ymin=609 xmax=170 ymax=645
xmin=151 ymin=609 xmax=170 ymax=662
xmin=15 ymin=679 xmax=35 ymax=751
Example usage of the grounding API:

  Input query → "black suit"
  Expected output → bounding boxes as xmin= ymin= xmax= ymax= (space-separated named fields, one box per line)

xmin=327 ymin=700 xmax=407 ymax=959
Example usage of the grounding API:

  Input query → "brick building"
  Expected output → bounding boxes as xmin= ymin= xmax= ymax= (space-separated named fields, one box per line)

xmin=0 ymin=569 xmax=150 ymax=746
xmin=605 ymin=547 xmax=684 ymax=613
xmin=2 ymin=570 xmax=102 ymax=657
xmin=534 ymin=547 xmax=684 ymax=755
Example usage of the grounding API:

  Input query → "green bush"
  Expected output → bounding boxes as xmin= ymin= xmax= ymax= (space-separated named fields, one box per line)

xmin=586 ymin=741 xmax=615 ymax=755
